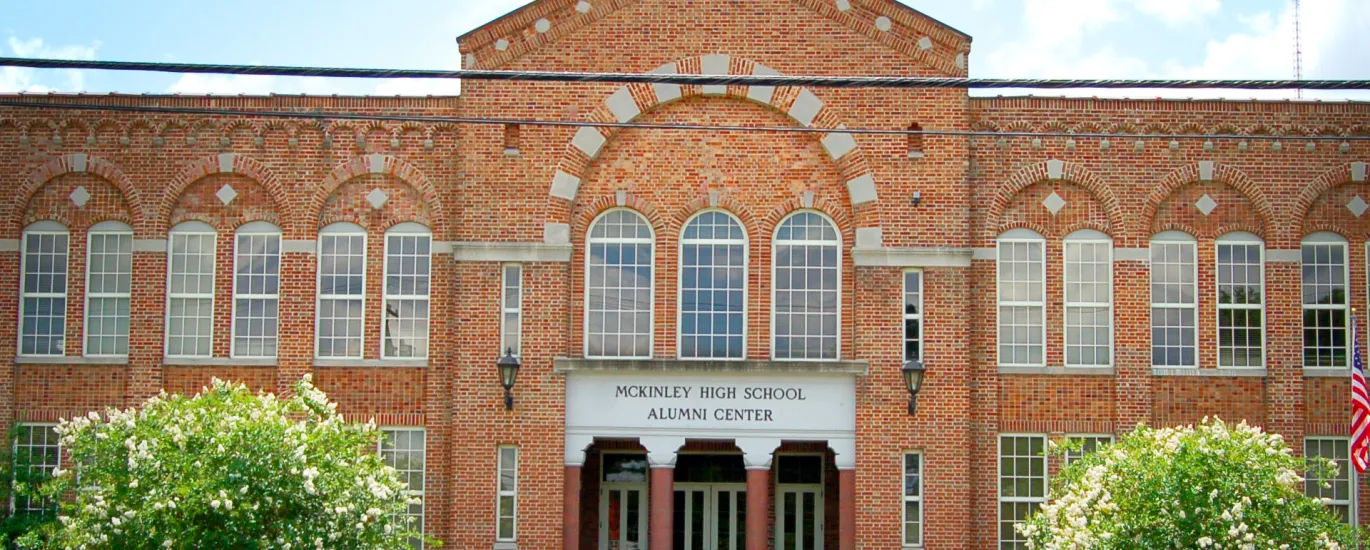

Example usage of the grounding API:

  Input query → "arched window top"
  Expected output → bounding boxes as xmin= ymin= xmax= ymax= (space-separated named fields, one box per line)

xmin=236 ymin=221 xmax=281 ymax=235
xmin=1064 ymin=228 xmax=1111 ymax=242
xmin=775 ymin=211 xmax=838 ymax=244
xmin=89 ymin=220 xmax=132 ymax=233
xmin=170 ymin=221 xmax=215 ymax=234
xmin=1217 ymin=231 xmax=1263 ymax=244
xmin=386 ymin=221 xmax=431 ymax=235
xmin=1303 ymin=231 xmax=1347 ymax=244
xmin=320 ymin=221 xmax=365 ymax=235
xmin=24 ymin=220 xmax=67 ymax=233
xmin=590 ymin=209 xmax=653 ymax=242
xmin=1151 ymin=230 xmax=1196 ymax=243
xmin=998 ymin=228 xmax=1044 ymax=241
xmin=682 ymin=210 xmax=746 ymax=243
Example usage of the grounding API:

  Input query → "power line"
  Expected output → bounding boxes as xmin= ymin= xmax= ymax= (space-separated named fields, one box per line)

xmin=2 ymin=99 xmax=1366 ymax=141
xmin=2 ymin=57 xmax=1370 ymax=91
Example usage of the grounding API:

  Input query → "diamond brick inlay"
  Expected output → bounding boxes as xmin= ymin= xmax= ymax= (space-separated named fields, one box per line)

xmin=1041 ymin=191 xmax=1066 ymax=215
xmin=1195 ymin=194 xmax=1218 ymax=216
xmin=1348 ymin=196 xmax=1369 ymax=218
xmin=69 ymin=186 xmax=91 ymax=208
xmin=367 ymin=188 xmax=390 ymax=210
xmin=216 ymin=184 xmax=238 ymax=206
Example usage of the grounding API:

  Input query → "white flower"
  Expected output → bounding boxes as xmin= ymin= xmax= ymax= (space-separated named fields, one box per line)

xmin=1198 ymin=537 xmax=1214 ymax=548
xmin=211 ymin=500 xmax=221 ymax=509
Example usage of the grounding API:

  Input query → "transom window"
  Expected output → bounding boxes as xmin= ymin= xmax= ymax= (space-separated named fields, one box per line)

xmin=317 ymin=223 xmax=366 ymax=358
xmin=166 ymin=221 xmax=216 ymax=358
xmin=497 ymin=446 xmax=519 ymax=541
xmin=1063 ymin=230 xmax=1112 ymax=367
xmin=13 ymin=424 xmax=61 ymax=517
xmin=383 ymin=223 xmax=432 ymax=359
xmin=501 ymin=265 xmax=522 ymax=357
xmin=1216 ymin=232 xmax=1264 ymax=368
xmin=20 ymin=221 xmax=69 ymax=357
xmin=997 ymin=229 xmax=1045 ymax=367
xmin=1150 ymin=231 xmax=1197 ymax=368
xmin=232 ymin=222 xmax=281 ymax=358
xmin=679 ymin=211 xmax=747 ymax=360
xmin=1302 ymin=233 xmax=1349 ymax=368
xmin=586 ymin=209 xmax=654 ymax=359
xmin=85 ymin=221 xmax=132 ymax=357
xmin=773 ymin=211 xmax=840 ymax=360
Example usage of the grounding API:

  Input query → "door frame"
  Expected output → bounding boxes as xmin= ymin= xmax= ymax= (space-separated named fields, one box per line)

xmin=600 ymin=451 xmax=650 ymax=550
xmin=674 ymin=482 xmax=748 ymax=550
xmin=774 ymin=452 xmax=826 ymax=550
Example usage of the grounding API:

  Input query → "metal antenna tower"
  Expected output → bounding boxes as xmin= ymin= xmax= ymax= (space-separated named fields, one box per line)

xmin=1294 ymin=0 xmax=1304 ymax=98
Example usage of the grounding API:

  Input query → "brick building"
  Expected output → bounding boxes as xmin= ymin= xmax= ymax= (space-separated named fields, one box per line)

xmin=3 ymin=0 xmax=1370 ymax=548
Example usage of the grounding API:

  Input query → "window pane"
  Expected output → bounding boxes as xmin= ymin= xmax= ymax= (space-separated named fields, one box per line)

xmin=1150 ymin=240 xmax=1196 ymax=367
xmin=234 ymin=233 xmax=280 ymax=357
xmin=14 ymin=425 xmax=61 ymax=517
xmin=379 ymin=428 xmax=425 ymax=547
xmin=774 ymin=213 xmax=840 ymax=360
xmin=502 ymin=265 xmax=523 ymax=356
xmin=681 ymin=213 xmax=746 ymax=359
xmin=21 ymin=232 xmax=69 ymax=356
xmin=1302 ymin=243 xmax=1348 ymax=368
xmin=998 ymin=239 xmax=1044 ymax=366
xmin=587 ymin=211 xmax=654 ymax=358
xmin=999 ymin=435 xmax=1046 ymax=550
xmin=1305 ymin=438 xmax=1353 ymax=525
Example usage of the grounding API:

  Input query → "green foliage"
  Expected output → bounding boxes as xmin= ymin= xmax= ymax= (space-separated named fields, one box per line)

xmin=1017 ymin=418 xmax=1364 ymax=549
xmin=2 ymin=426 xmax=61 ymax=547
xmin=17 ymin=377 xmax=432 ymax=550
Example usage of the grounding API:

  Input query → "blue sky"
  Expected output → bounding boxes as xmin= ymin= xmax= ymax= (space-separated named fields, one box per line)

xmin=1 ymin=0 xmax=1366 ymax=99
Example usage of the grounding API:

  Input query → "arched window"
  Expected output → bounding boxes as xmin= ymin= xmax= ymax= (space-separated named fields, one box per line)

xmin=586 ymin=209 xmax=654 ymax=359
xmin=1216 ymin=232 xmax=1264 ymax=368
xmin=679 ymin=211 xmax=747 ymax=359
xmin=317 ymin=222 xmax=366 ymax=359
xmin=1150 ymin=231 xmax=1197 ymax=368
xmin=383 ymin=222 xmax=432 ymax=359
xmin=166 ymin=221 xmax=217 ymax=358
xmin=1302 ymin=232 xmax=1349 ymax=368
xmin=996 ymin=229 xmax=1045 ymax=366
xmin=232 ymin=222 xmax=281 ymax=358
xmin=85 ymin=221 xmax=133 ymax=357
xmin=19 ymin=221 xmax=70 ymax=357
xmin=772 ymin=211 xmax=840 ymax=360
xmin=1063 ymin=229 xmax=1112 ymax=367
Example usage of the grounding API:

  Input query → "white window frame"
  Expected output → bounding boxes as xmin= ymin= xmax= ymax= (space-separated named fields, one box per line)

xmin=599 ymin=451 xmax=650 ymax=550
xmin=316 ymin=222 xmax=367 ymax=359
xmin=165 ymin=221 xmax=217 ymax=359
xmin=18 ymin=221 xmax=70 ymax=357
xmin=1215 ymin=232 xmax=1265 ymax=369
xmin=1063 ymin=434 xmax=1114 ymax=466
xmin=1302 ymin=232 xmax=1350 ymax=369
xmin=904 ymin=269 xmax=924 ymax=362
xmin=902 ymin=451 xmax=924 ymax=548
xmin=1062 ymin=230 xmax=1113 ymax=368
xmin=677 ymin=209 xmax=749 ymax=361
xmin=770 ymin=210 xmax=843 ymax=362
xmin=1150 ymin=231 xmax=1199 ymax=368
xmin=501 ymin=264 xmax=523 ymax=357
xmin=998 ymin=433 xmax=1047 ymax=550
xmin=84 ymin=221 xmax=133 ymax=358
xmin=584 ymin=208 xmax=656 ymax=359
xmin=378 ymin=427 xmax=426 ymax=548
xmin=381 ymin=223 xmax=432 ymax=360
xmin=996 ymin=229 xmax=1046 ymax=367
xmin=11 ymin=422 xmax=60 ymax=517
xmin=230 ymin=222 xmax=282 ymax=359
xmin=496 ymin=445 xmax=519 ymax=542
xmin=1305 ymin=436 xmax=1357 ymax=526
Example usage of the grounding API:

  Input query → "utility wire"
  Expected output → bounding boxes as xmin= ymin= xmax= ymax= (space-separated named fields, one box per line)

xmin=3 ymin=57 xmax=1370 ymax=91
xmin=2 ymin=100 xmax=1366 ymax=141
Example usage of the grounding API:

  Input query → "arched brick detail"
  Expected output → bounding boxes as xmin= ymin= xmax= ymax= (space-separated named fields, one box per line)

xmin=1292 ymin=162 xmax=1370 ymax=240
xmin=158 ymin=153 xmax=291 ymax=233
xmin=670 ymin=193 xmax=762 ymax=242
xmin=987 ymin=160 xmax=1124 ymax=241
xmin=9 ymin=154 xmax=144 ymax=234
xmin=760 ymin=196 xmax=854 ymax=243
xmin=572 ymin=195 xmax=668 ymax=241
xmin=307 ymin=154 xmax=447 ymax=236
xmin=1141 ymin=162 xmax=1274 ymax=240
xmin=543 ymin=55 xmax=880 ymax=243
xmin=994 ymin=222 xmax=1052 ymax=240
xmin=1058 ymin=220 xmax=1115 ymax=239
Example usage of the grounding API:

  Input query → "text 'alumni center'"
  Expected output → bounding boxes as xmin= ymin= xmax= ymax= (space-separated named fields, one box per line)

xmin=4 ymin=0 xmax=1370 ymax=548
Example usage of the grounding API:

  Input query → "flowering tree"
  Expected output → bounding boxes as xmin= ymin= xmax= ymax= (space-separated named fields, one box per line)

xmin=17 ymin=377 xmax=429 ymax=550
xmin=1016 ymin=419 xmax=1364 ymax=549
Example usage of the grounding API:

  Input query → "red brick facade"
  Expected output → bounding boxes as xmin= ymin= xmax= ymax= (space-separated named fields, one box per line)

xmin=3 ymin=1 xmax=1370 ymax=548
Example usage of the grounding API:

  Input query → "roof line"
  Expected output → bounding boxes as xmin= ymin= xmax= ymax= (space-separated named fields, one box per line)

xmin=886 ymin=1 xmax=971 ymax=41
xmin=455 ymin=0 xmax=539 ymax=43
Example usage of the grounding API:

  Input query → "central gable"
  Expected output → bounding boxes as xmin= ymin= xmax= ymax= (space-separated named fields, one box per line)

xmin=458 ymin=0 xmax=971 ymax=77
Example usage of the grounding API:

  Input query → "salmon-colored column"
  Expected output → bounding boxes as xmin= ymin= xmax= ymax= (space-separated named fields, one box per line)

xmin=839 ymin=469 xmax=856 ymax=550
xmin=650 ymin=467 xmax=675 ymax=550
xmin=565 ymin=466 xmax=582 ymax=550
xmin=746 ymin=468 xmax=769 ymax=550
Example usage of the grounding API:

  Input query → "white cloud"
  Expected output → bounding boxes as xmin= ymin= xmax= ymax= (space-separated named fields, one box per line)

xmin=1130 ymin=0 xmax=1221 ymax=27
xmin=1 ymin=36 xmax=100 ymax=93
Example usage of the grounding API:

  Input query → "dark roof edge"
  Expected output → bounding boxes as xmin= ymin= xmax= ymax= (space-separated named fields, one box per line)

xmin=888 ymin=1 xmax=972 ymax=42
xmin=455 ymin=0 xmax=538 ymax=43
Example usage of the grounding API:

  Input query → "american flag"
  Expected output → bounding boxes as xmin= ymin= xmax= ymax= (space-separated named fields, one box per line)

xmin=1352 ymin=314 xmax=1370 ymax=473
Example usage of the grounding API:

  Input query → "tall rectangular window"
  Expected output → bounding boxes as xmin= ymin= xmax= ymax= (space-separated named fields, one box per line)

xmin=1150 ymin=233 xmax=1197 ymax=367
xmin=904 ymin=271 xmax=923 ymax=362
xmin=773 ymin=212 xmax=841 ymax=360
xmin=497 ymin=446 xmax=519 ymax=542
xmin=233 ymin=226 xmax=280 ymax=358
xmin=1064 ymin=233 xmax=1111 ymax=367
xmin=501 ymin=265 xmax=522 ymax=357
xmin=903 ymin=452 xmax=923 ymax=547
xmin=1217 ymin=235 xmax=1264 ymax=368
xmin=166 ymin=225 xmax=216 ymax=358
xmin=1305 ymin=437 xmax=1354 ymax=524
xmin=1064 ymin=435 xmax=1113 ymax=465
xmin=587 ymin=210 xmax=655 ymax=359
xmin=999 ymin=434 xmax=1046 ymax=550
xmin=379 ymin=428 xmax=426 ymax=549
xmin=317 ymin=227 xmax=366 ymax=358
xmin=13 ymin=424 xmax=60 ymax=517
xmin=680 ymin=212 xmax=747 ymax=359
xmin=1303 ymin=235 xmax=1349 ymax=368
xmin=383 ymin=229 xmax=431 ymax=359
xmin=997 ymin=232 xmax=1045 ymax=366
xmin=85 ymin=225 xmax=132 ymax=356
xmin=20 ymin=225 xmax=69 ymax=356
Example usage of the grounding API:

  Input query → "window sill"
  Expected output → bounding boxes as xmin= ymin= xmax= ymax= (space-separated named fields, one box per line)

xmin=493 ymin=542 xmax=518 ymax=550
xmin=16 ymin=356 xmax=128 ymax=365
xmin=554 ymin=358 xmax=869 ymax=375
xmin=312 ymin=358 xmax=428 ymax=368
xmin=998 ymin=366 xmax=1114 ymax=376
xmin=164 ymin=357 xmax=277 ymax=367
xmin=1304 ymin=368 xmax=1351 ymax=378
xmin=1151 ymin=367 xmax=1266 ymax=378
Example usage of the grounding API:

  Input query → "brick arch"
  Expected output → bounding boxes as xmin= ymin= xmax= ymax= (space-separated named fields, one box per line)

xmin=987 ymin=159 xmax=1124 ymax=240
xmin=307 ymin=154 xmax=447 ymax=236
xmin=759 ymin=196 xmax=854 ymax=243
xmin=158 ymin=153 xmax=292 ymax=233
xmin=670 ymin=192 xmax=762 ymax=242
xmin=543 ymin=54 xmax=880 ymax=245
xmin=572 ymin=194 xmax=668 ymax=242
xmin=1058 ymin=220 xmax=1115 ymax=240
xmin=9 ymin=154 xmax=144 ymax=234
xmin=1292 ymin=161 xmax=1370 ymax=238
xmin=1141 ymin=162 xmax=1275 ymax=240
xmin=993 ymin=222 xmax=1052 ymax=240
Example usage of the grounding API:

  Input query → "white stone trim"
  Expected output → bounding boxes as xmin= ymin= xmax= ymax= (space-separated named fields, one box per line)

xmin=369 ymin=153 xmax=386 ymax=174
xmin=1199 ymin=160 xmax=1215 ymax=181
xmin=845 ymin=174 xmax=877 ymax=205
xmin=1113 ymin=248 xmax=1150 ymax=262
xmin=605 ymin=87 xmax=641 ymax=123
xmin=1046 ymin=159 xmax=1064 ymax=180
xmin=788 ymin=89 xmax=823 ymax=127
xmin=851 ymin=247 xmax=972 ymax=267
xmin=164 ymin=356 xmax=277 ymax=367
xmin=821 ymin=128 xmax=857 ymax=160
xmin=549 ymin=170 xmax=582 ymax=200
xmin=132 ymin=239 xmax=168 ymax=252
xmin=1353 ymin=162 xmax=1367 ymax=182
xmin=572 ymin=127 xmax=606 ymax=158
xmin=544 ymin=222 xmax=571 ymax=245
xmin=917 ymin=36 xmax=933 ymax=51
xmin=70 ymin=153 xmax=88 ymax=173
xmin=650 ymin=63 xmax=682 ymax=104
xmin=854 ymin=227 xmax=883 ymax=249
xmin=0 ymin=239 xmax=20 ymax=252
xmin=452 ymin=242 xmax=573 ymax=262
xmin=431 ymin=241 xmax=454 ymax=254
xmin=700 ymin=54 xmax=730 ymax=96
xmin=15 ymin=355 xmax=127 ymax=365
xmin=1266 ymin=249 xmax=1301 ymax=263
xmin=219 ymin=153 xmax=236 ymax=173
xmin=565 ymin=433 xmax=595 ymax=467
xmin=1152 ymin=367 xmax=1266 ymax=377
xmin=312 ymin=358 xmax=428 ymax=368
xmin=971 ymin=248 xmax=996 ymax=260
xmin=282 ymin=240 xmax=316 ymax=254
xmin=748 ymin=64 xmax=780 ymax=105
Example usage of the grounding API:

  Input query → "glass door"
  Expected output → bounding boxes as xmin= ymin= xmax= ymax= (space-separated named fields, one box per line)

xmin=673 ymin=483 xmax=746 ymax=550
xmin=602 ymin=453 xmax=650 ymax=550
xmin=775 ymin=455 xmax=824 ymax=550
xmin=711 ymin=485 xmax=746 ymax=550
